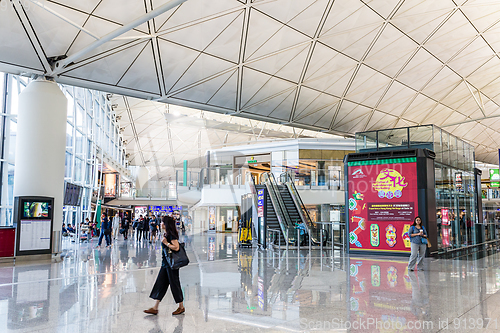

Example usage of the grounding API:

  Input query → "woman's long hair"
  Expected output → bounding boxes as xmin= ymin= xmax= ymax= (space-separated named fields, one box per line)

xmin=411 ymin=216 xmax=422 ymax=227
xmin=163 ymin=215 xmax=179 ymax=239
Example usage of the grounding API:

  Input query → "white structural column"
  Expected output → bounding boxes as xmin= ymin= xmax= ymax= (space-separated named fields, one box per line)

xmin=13 ymin=79 xmax=67 ymax=252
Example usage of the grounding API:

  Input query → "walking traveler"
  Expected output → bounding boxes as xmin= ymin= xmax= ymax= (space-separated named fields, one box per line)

xmin=97 ymin=213 xmax=111 ymax=248
xmin=144 ymin=215 xmax=185 ymax=316
xmin=112 ymin=213 xmax=120 ymax=240
xmin=150 ymin=214 xmax=158 ymax=243
xmin=408 ymin=216 xmax=428 ymax=271
xmin=143 ymin=214 xmax=151 ymax=241
xmin=121 ymin=214 xmax=130 ymax=240
xmin=135 ymin=215 xmax=145 ymax=241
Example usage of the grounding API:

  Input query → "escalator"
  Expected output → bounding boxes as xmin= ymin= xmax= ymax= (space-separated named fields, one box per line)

xmin=255 ymin=184 xmax=286 ymax=245
xmin=281 ymin=172 xmax=322 ymax=245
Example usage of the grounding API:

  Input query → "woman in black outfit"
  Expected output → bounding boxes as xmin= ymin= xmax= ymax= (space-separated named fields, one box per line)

xmin=144 ymin=215 xmax=185 ymax=315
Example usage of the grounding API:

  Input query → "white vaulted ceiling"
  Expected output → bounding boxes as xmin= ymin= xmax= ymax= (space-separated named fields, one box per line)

xmin=113 ymin=96 xmax=340 ymax=180
xmin=2 ymin=0 xmax=500 ymax=164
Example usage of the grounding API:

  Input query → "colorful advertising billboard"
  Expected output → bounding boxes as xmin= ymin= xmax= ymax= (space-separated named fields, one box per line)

xmin=348 ymin=158 xmax=418 ymax=253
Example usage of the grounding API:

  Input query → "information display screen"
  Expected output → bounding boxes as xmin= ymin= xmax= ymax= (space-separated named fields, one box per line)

xmin=19 ymin=220 xmax=51 ymax=251
xmin=348 ymin=158 xmax=418 ymax=253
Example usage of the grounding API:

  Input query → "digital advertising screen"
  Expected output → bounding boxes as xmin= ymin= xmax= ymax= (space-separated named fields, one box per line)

xmin=348 ymin=158 xmax=418 ymax=253
xmin=104 ymin=174 xmax=117 ymax=198
xmin=23 ymin=202 xmax=50 ymax=218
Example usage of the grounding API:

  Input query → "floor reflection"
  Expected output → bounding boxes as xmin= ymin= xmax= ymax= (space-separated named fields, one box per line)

xmin=1 ymin=233 xmax=500 ymax=331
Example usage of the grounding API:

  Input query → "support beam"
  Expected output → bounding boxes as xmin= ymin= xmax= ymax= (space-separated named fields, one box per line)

xmin=53 ymin=0 xmax=187 ymax=75
xmin=441 ymin=114 xmax=500 ymax=127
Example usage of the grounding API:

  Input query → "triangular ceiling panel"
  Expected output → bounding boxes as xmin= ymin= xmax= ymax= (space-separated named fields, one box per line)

xmin=92 ymin=0 xmax=150 ymax=34
xmin=424 ymin=10 xmax=478 ymax=63
xmin=364 ymin=0 xmax=401 ymax=19
xmin=64 ymin=42 xmax=149 ymax=85
xmin=319 ymin=1 xmax=384 ymax=60
xmin=345 ymin=65 xmax=393 ymax=107
xmin=240 ymin=67 xmax=296 ymax=108
xmin=65 ymin=16 xmax=150 ymax=63
xmin=243 ymin=88 xmax=296 ymax=119
xmin=421 ymin=66 xmax=461 ymax=101
xmin=447 ymin=38 xmax=494 ymax=77
xmin=0 ymin=2 xmax=44 ymax=71
xmin=396 ymin=48 xmax=443 ymax=91
xmin=155 ymin=0 xmax=242 ymax=33
xmin=377 ymin=81 xmax=418 ymax=117
xmin=208 ymin=71 xmax=238 ymax=110
xmin=365 ymin=110 xmax=392 ymax=131
xmin=331 ymin=101 xmax=372 ymax=132
xmin=172 ymin=70 xmax=236 ymax=106
xmin=50 ymin=0 xmax=101 ymax=13
xmin=467 ymin=56 xmax=500 ymax=90
xmin=157 ymin=39 xmax=202 ymax=92
xmin=254 ymin=0 xmax=328 ymax=37
xmin=461 ymin=1 xmax=500 ymax=32
xmin=246 ymin=43 xmax=310 ymax=83
xmin=244 ymin=9 xmax=311 ymax=62
xmin=160 ymin=10 xmax=243 ymax=56
xmin=364 ymin=24 xmax=419 ymax=77
xmin=303 ymin=43 xmax=357 ymax=95
xmin=293 ymin=86 xmax=339 ymax=122
xmin=169 ymin=51 xmax=235 ymax=93
xmin=391 ymin=0 xmax=455 ymax=43
xmin=24 ymin=1 xmax=89 ymax=58
xmin=117 ymin=42 xmax=161 ymax=95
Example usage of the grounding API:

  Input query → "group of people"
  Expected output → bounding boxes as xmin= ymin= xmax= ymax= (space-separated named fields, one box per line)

xmin=132 ymin=211 xmax=186 ymax=243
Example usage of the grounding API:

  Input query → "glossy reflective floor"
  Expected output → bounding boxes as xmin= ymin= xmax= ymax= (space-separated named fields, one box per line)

xmin=2 ymin=233 xmax=500 ymax=332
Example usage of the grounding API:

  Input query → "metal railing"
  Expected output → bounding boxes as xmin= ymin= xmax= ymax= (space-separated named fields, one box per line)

xmin=173 ymin=167 xmax=344 ymax=189
xmin=280 ymin=171 xmax=321 ymax=245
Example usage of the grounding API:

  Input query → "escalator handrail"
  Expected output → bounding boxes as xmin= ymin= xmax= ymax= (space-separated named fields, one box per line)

xmin=261 ymin=172 xmax=291 ymax=243
xmin=267 ymin=172 xmax=294 ymax=229
xmin=281 ymin=171 xmax=320 ymax=244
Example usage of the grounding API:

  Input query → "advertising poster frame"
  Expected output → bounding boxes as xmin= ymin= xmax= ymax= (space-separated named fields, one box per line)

xmin=345 ymin=149 xmax=437 ymax=256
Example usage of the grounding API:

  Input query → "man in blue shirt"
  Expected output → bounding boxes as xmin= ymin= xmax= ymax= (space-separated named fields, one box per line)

xmin=97 ymin=213 xmax=111 ymax=248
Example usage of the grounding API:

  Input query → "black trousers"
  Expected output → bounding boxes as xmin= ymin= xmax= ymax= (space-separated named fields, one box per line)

xmin=150 ymin=265 xmax=183 ymax=304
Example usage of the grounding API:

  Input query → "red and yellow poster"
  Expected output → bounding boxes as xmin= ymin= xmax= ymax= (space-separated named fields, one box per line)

xmin=348 ymin=158 xmax=418 ymax=253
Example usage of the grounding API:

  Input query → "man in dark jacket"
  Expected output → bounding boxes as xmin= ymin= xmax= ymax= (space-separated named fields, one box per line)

xmin=121 ymin=214 xmax=130 ymax=240
xmin=97 ymin=213 xmax=111 ymax=248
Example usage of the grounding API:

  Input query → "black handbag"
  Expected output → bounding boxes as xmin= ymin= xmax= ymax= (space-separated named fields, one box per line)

xmin=165 ymin=243 xmax=189 ymax=269
xmin=103 ymin=228 xmax=111 ymax=236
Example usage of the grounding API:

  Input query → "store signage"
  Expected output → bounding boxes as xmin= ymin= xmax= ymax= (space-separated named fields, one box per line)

xmin=257 ymin=189 xmax=264 ymax=217
xmin=441 ymin=208 xmax=449 ymax=226
xmin=208 ymin=206 xmax=216 ymax=231
xmin=348 ymin=158 xmax=418 ymax=253
xmin=490 ymin=169 xmax=500 ymax=187
xmin=134 ymin=206 xmax=147 ymax=217
xmin=149 ymin=205 xmax=182 ymax=213
xmin=455 ymin=172 xmax=462 ymax=190
xmin=248 ymin=160 xmax=257 ymax=163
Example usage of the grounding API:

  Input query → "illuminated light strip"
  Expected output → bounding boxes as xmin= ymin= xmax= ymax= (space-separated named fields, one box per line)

xmin=348 ymin=157 xmax=416 ymax=166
